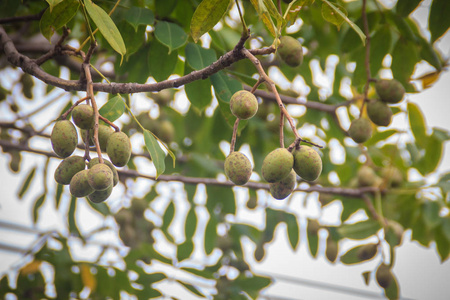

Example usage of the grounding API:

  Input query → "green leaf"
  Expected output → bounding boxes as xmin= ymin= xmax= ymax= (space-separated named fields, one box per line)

xmin=148 ymin=40 xmax=178 ymax=82
xmin=284 ymin=212 xmax=299 ymax=250
xmin=384 ymin=272 xmax=399 ymax=300
xmin=435 ymin=226 xmax=450 ymax=262
xmin=391 ymin=38 xmax=419 ymax=85
xmin=176 ymin=280 xmax=205 ymax=297
xmin=40 ymin=0 xmax=80 ymax=41
xmin=185 ymin=43 xmax=217 ymax=70
xmin=337 ymin=220 xmax=381 ymax=240
xmin=210 ymin=71 xmax=242 ymax=103
xmin=185 ymin=65 xmax=212 ymax=110
xmin=177 ymin=240 xmax=194 ymax=262
xmin=18 ymin=166 xmax=36 ymax=199
xmin=416 ymin=133 xmax=443 ymax=175
xmin=190 ymin=0 xmax=231 ymax=43
xmin=185 ymin=207 xmax=197 ymax=240
xmin=396 ymin=0 xmax=422 ymax=17
xmin=32 ymin=194 xmax=46 ymax=224
xmin=55 ymin=183 xmax=63 ymax=208
xmin=46 ymin=0 xmax=64 ymax=12
xmin=340 ymin=243 xmax=378 ymax=265
xmin=422 ymin=201 xmax=441 ymax=229
xmin=429 ymin=0 xmax=450 ymax=42
xmin=123 ymin=7 xmax=154 ymax=32
xmin=86 ymin=199 xmax=110 ymax=216
xmin=162 ymin=201 xmax=175 ymax=242
xmin=204 ymin=215 xmax=218 ymax=255
xmin=154 ymin=21 xmax=188 ymax=53
xmin=321 ymin=1 xmax=347 ymax=28
xmin=235 ymin=274 xmax=272 ymax=299
xmin=250 ymin=0 xmax=277 ymax=37
xmin=407 ymin=102 xmax=427 ymax=148
xmin=84 ymin=0 xmax=126 ymax=59
xmin=143 ymin=130 xmax=166 ymax=178
xmin=322 ymin=0 xmax=366 ymax=45
xmin=99 ymin=95 xmax=125 ymax=122
xmin=442 ymin=216 xmax=450 ymax=241
xmin=68 ymin=195 xmax=81 ymax=236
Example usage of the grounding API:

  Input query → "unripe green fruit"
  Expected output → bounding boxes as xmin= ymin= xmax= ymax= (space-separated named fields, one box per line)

xmin=230 ymin=90 xmax=258 ymax=120
xmin=278 ymin=36 xmax=303 ymax=67
xmin=72 ymin=104 xmax=94 ymax=129
xmin=269 ymin=170 xmax=296 ymax=200
xmin=131 ymin=198 xmax=148 ymax=217
xmin=348 ymin=118 xmax=372 ymax=143
xmin=70 ymin=169 xmax=94 ymax=197
xmin=217 ymin=236 xmax=233 ymax=252
xmin=367 ymin=99 xmax=393 ymax=126
xmin=224 ymin=152 xmax=252 ymax=185
xmin=381 ymin=166 xmax=403 ymax=187
xmin=51 ymin=120 xmax=78 ymax=158
xmin=20 ymin=73 xmax=34 ymax=99
xmin=246 ymin=196 xmax=257 ymax=209
xmin=292 ymin=146 xmax=322 ymax=181
xmin=107 ymin=131 xmax=132 ymax=167
xmin=325 ymin=236 xmax=338 ymax=263
xmin=88 ymin=157 xmax=119 ymax=186
xmin=376 ymin=263 xmax=393 ymax=288
xmin=357 ymin=243 xmax=378 ymax=260
xmin=114 ymin=209 xmax=133 ymax=226
xmin=375 ymin=79 xmax=405 ymax=104
xmin=261 ymin=148 xmax=294 ymax=183
xmin=157 ymin=120 xmax=175 ymax=143
xmin=88 ymin=184 xmax=113 ymax=203
xmin=87 ymin=163 xmax=113 ymax=191
xmin=98 ymin=124 xmax=114 ymax=152
xmin=357 ymin=165 xmax=378 ymax=187
xmin=54 ymin=155 xmax=86 ymax=185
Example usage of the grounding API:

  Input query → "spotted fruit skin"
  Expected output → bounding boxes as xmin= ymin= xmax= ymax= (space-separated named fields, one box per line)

xmin=348 ymin=118 xmax=372 ymax=143
xmin=269 ymin=170 xmax=296 ymax=200
xmin=70 ymin=169 xmax=94 ymax=197
xmin=54 ymin=155 xmax=85 ymax=185
xmin=292 ymin=146 xmax=322 ymax=181
xmin=72 ymin=104 xmax=94 ymax=129
xmin=278 ymin=36 xmax=303 ymax=67
xmin=261 ymin=148 xmax=294 ymax=183
xmin=230 ymin=90 xmax=258 ymax=120
xmin=224 ymin=152 xmax=252 ymax=185
xmin=367 ymin=99 xmax=392 ymax=126
xmin=51 ymin=120 xmax=78 ymax=158
xmin=88 ymin=185 xmax=113 ymax=203
xmin=376 ymin=263 xmax=393 ymax=288
xmin=106 ymin=132 xmax=131 ymax=167
xmin=87 ymin=163 xmax=113 ymax=191
xmin=98 ymin=124 xmax=114 ymax=152
xmin=88 ymin=157 xmax=119 ymax=186
xmin=375 ymin=79 xmax=405 ymax=104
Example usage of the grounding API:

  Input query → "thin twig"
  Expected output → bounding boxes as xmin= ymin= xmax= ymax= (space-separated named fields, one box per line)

xmin=0 ymin=9 xmax=45 ymax=24
xmin=359 ymin=0 xmax=372 ymax=117
xmin=230 ymin=118 xmax=240 ymax=153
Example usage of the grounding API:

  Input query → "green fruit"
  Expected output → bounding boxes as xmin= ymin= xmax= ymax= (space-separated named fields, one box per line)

xmin=98 ymin=124 xmax=114 ymax=152
xmin=230 ymin=90 xmax=258 ymax=120
xmin=381 ymin=166 xmax=403 ymax=187
xmin=114 ymin=209 xmax=133 ymax=226
xmin=292 ymin=146 xmax=322 ymax=181
xmin=348 ymin=118 xmax=372 ymax=143
xmin=70 ymin=169 xmax=94 ymax=197
xmin=88 ymin=157 xmax=119 ymax=186
xmin=367 ymin=99 xmax=393 ymax=126
xmin=254 ymin=245 xmax=265 ymax=262
xmin=107 ymin=132 xmax=132 ymax=167
xmin=54 ymin=155 xmax=86 ymax=185
xmin=376 ymin=263 xmax=393 ymax=288
xmin=224 ymin=152 xmax=252 ymax=185
xmin=157 ymin=120 xmax=175 ymax=143
xmin=88 ymin=185 xmax=113 ymax=203
xmin=72 ymin=104 xmax=94 ymax=129
xmin=20 ymin=73 xmax=34 ymax=99
xmin=87 ymin=163 xmax=113 ymax=191
xmin=269 ymin=170 xmax=296 ymax=200
xmin=357 ymin=165 xmax=378 ymax=187
xmin=131 ymin=198 xmax=148 ymax=216
xmin=261 ymin=148 xmax=294 ymax=183
xmin=375 ymin=79 xmax=405 ymax=104
xmin=246 ymin=196 xmax=257 ymax=209
xmin=217 ymin=236 xmax=233 ymax=252
xmin=325 ymin=236 xmax=338 ymax=263
xmin=278 ymin=36 xmax=303 ymax=67
xmin=357 ymin=243 xmax=378 ymax=260
xmin=51 ymin=120 xmax=78 ymax=158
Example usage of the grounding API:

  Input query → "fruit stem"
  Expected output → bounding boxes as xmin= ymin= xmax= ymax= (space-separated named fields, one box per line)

xmin=99 ymin=115 xmax=120 ymax=132
xmin=60 ymin=96 xmax=90 ymax=120
xmin=230 ymin=118 xmax=240 ymax=153
xmin=279 ymin=111 xmax=284 ymax=148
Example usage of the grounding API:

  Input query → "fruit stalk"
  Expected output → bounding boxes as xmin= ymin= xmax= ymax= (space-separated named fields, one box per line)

xmin=230 ymin=118 xmax=240 ymax=153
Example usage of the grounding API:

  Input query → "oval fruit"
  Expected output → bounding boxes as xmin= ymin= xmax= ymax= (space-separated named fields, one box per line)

xmin=87 ymin=163 xmax=113 ymax=191
xmin=88 ymin=185 xmax=113 ymax=203
xmin=261 ymin=148 xmax=294 ymax=183
xmin=69 ymin=169 xmax=94 ymax=197
xmin=348 ymin=118 xmax=372 ymax=143
xmin=376 ymin=263 xmax=393 ymax=288
xmin=292 ymin=146 xmax=322 ymax=181
xmin=357 ymin=165 xmax=378 ymax=187
xmin=278 ymin=36 xmax=303 ymax=67
xmin=51 ymin=120 xmax=78 ymax=158
xmin=224 ymin=152 xmax=252 ymax=185
xmin=269 ymin=170 xmax=296 ymax=200
xmin=98 ymin=124 xmax=114 ymax=152
xmin=54 ymin=155 xmax=86 ymax=185
xmin=230 ymin=90 xmax=258 ymax=120
xmin=72 ymin=104 xmax=94 ymax=129
xmin=375 ymin=79 xmax=405 ymax=104
xmin=88 ymin=157 xmax=119 ymax=186
xmin=106 ymin=131 xmax=132 ymax=167
xmin=367 ymin=99 xmax=393 ymax=126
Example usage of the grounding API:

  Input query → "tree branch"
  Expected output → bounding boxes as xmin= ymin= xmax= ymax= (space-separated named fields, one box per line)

xmin=0 ymin=25 xmax=275 ymax=94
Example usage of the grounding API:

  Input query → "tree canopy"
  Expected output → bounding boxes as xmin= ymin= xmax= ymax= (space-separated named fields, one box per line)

xmin=0 ymin=0 xmax=449 ymax=299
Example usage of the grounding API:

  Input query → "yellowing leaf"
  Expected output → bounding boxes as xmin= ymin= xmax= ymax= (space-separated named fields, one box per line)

xmin=190 ymin=0 xmax=231 ymax=43
xmin=20 ymin=260 xmax=42 ymax=275
xmin=80 ymin=263 xmax=97 ymax=291
xmin=414 ymin=70 xmax=442 ymax=89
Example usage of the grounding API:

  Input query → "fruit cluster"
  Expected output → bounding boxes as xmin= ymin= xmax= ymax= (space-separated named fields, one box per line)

xmin=51 ymin=103 xmax=131 ymax=203
xmin=224 ymin=89 xmax=323 ymax=200
xmin=348 ymin=79 xmax=405 ymax=144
